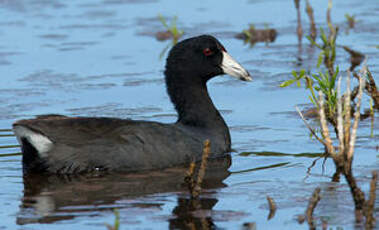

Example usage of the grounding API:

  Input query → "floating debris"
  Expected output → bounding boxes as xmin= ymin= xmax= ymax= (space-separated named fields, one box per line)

xmin=235 ymin=24 xmax=277 ymax=45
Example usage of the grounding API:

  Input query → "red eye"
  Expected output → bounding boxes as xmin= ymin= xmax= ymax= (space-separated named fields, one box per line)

xmin=203 ymin=48 xmax=213 ymax=56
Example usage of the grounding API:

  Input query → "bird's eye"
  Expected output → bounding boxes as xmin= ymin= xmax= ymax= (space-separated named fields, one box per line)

xmin=203 ymin=48 xmax=213 ymax=56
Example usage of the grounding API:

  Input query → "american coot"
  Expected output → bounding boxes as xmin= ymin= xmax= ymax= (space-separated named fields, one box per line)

xmin=13 ymin=35 xmax=251 ymax=174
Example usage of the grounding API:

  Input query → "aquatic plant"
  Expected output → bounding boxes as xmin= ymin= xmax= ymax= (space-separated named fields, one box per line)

xmin=106 ymin=209 xmax=120 ymax=230
xmin=242 ymin=24 xmax=256 ymax=41
xmin=156 ymin=14 xmax=184 ymax=59
xmin=307 ymin=27 xmax=338 ymax=76
xmin=345 ymin=13 xmax=356 ymax=28
xmin=296 ymin=66 xmax=377 ymax=226
xmin=157 ymin=14 xmax=183 ymax=42
xmin=280 ymin=67 xmax=339 ymax=125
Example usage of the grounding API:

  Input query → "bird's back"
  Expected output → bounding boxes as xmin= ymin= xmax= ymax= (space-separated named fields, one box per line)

xmin=13 ymin=116 xmax=210 ymax=174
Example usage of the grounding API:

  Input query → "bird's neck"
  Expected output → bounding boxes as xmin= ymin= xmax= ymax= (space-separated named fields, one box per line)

xmin=165 ymin=72 xmax=227 ymax=129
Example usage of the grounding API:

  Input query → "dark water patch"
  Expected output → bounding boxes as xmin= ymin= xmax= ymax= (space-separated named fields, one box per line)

xmin=85 ymin=71 xmax=151 ymax=80
xmin=77 ymin=83 xmax=116 ymax=90
xmin=230 ymin=125 xmax=270 ymax=133
xmin=270 ymin=110 xmax=300 ymax=118
xmin=78 ymin=10 xmax=116 ymax=19
xmin=39 ymin=34 xmax=69 ymax=41
xmin=29 ymin=0 xmax=66 ymax=9
xmin=19 ymin=70 xmax=83 ymax=89
xmin=110 ymin=55 xmax=130 ymax=60
xmin=123 ymin=78 xmax=163 ymax=87
xmin=211 ymin=78 xmax=251 ymax=87
xmin=66 ymin=103 xmax=162 ymax=117
xmin=0 ymin=102 xmax=51 ymax=120
xmin=219 ymin=109 xmax=233 ymax=115
xmin=0 ymin=51 xmax=23 ymax=58
xmin=58 ymin=47 xmax=85 ymax=52
xmin=59 ymin=24 xmax=128 ymax=30
xmin=103 ymin=0 xmax=157 ymax=5
xmin=0 ymin=21 xmax=26 ymax=27
xmin=61 ymin=41 xmax=98 ymax=47
xmin=261 ymin=72 xmax=295 ymax=90
xmin=245 ymin=138 xmax=290 ymax=148
xmin=0 ymin=0 xmax=66 ymax=12
xmin=0 ymin=60 xmax=11 ymax=65
xmin=244 ymin=58 xmax=295 ymax=70
xmin=135 ymin=16 xmax=159 ymax=27
xmin=57 ymin=41 xmax=99 ymax=51
xmin=0 ymin=88 xmax=45 ymax=97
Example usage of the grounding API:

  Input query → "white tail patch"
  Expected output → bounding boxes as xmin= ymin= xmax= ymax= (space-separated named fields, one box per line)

xmin=13 ymin=126 xmax=53 ymax=158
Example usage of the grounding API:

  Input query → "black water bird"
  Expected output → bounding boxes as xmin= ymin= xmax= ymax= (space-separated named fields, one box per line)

xmin=13 ymin=35 xmax=252 ymax=174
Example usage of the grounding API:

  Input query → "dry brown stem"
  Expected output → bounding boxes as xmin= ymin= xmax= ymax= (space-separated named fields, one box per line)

xmin=318 ymin=91 xmax=337 ymax=157
xmin=185 ymin=161 xmax=196 ymax=195
xmin=294 ymin=0 xmax=303 ymax=47
xmin=306 ymin=187 xmax=321 ymax=230
xmin=344 ymin=72 xmax=352 ymax=148
xmin=337 ymin=77 xmax=344 ymax=154
xmin=326 ymin=0 xmax=334 ymax=35
xmin=366 ymin=70 xmax=379 ymax=109
xmin=305 ymin=0 xmax=316 ymax=41
xmin=348 ymin=76 xmax=364 ymax=160
xmin=365 ymin=171 xmax=378 ymax=229
xmin=192 ymin=140 xmax=211 ymax=198
xmin=266 ymin=196 xmax=277 ymax=220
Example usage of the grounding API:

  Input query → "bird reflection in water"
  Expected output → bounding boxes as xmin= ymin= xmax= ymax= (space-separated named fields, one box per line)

xmin=17 ymin=156 xmax=231 ymax=228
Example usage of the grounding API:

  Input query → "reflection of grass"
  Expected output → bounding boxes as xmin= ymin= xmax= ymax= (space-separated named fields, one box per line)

xmin=231 ymin=162 xmax=291 ymax=174
xmin=239 ymin=151 xmax=324 ymax=158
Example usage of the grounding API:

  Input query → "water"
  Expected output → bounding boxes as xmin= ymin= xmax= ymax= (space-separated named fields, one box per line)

xmin=0 ymin=0 xmax=378 ymax=229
